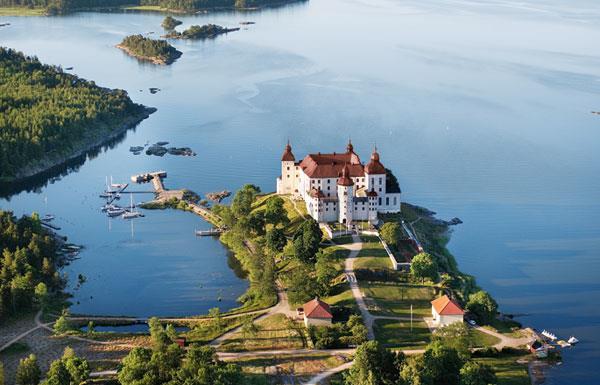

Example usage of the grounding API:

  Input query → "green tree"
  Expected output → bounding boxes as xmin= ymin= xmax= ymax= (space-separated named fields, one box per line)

xmin=148 ymin=317 xmax=170 ymax=351
xmin=241 ymin=318 xmax=259 ymax=339
xmin=286 ymin=264 xmax=319 ymax=304
xmin=345 ymin=341 xmax=400 ymax=385
xmin=265 ymin=227 xmax=287 ymax=252
xmin=421 ymin=341 xmax=464 ymax=385
xmin=161 ymin=15 xmax=182 ymax=30
xmin=246 ymin=211 xmax=266 ymax=236
xmin=315 ymin=251 xmax=337 ymax=296
xmin=86 ymin=321 xmax=95 ymax=336
xmin=293 ymin=219 xmax=322 ymax=264
xmin=433 ymin=322 xmax=472 ymax=359
xmin=117 ymin=348 xmax=155 ymax=385
xmin=231 ymin=184 xmax=260 ymax=217
xmin=379 ymin=222 xmax=401 ymax=247
xmin=209 ymin=307 xmax=224 ymax=334
xmin=165 ymin=324 xmax=178 ymax=341
xmin=459 ymin=361 xmax=497 ymax=385
xmin=410 ymin=252 xmax=438 ymax=283
xmin=0 ymin=361 xmax=5 ymax=385
xmin=16 ymin=354 xmax=41 ymax=385
xmin=34 ymin=282 xmax=48 ymax=309
xmin=264 ymin=196 xmax=289 ymax=227
xmin=42 ymin=360 xmax=70 ymax=385
xmin=53 ymin=315 xmax=71 ymax=335
xmin=59 ymin=347 xmax=89 ymax=385
xmin=465 ymin=291 xmax=498 ymax=324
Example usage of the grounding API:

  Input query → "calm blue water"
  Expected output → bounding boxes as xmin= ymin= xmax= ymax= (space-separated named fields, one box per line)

xmin=1 ymin=0 xmax=599 ymax=382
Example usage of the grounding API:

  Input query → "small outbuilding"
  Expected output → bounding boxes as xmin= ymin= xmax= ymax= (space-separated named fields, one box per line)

xmin=431 ymin=295 xmax=464 ymax=326
xmin=301 ymin=297 xmax=333 ymax=327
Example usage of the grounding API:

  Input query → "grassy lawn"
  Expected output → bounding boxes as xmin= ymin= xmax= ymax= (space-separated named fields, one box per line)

xmin=374 ymin=319 xmax=431 ymax=350
xmin=181 ymin=314 xmax=256 ymax=344
xmin=362 ymin=282 xmax=436 ymax=317
xmin=322 ymin=280 xmax=358 ymax=313
xmin=354 ymin=241 xmax=392 ymax=270
xmin=474 ymin=356 xmax=530 ymax=385
xmin=219 ymin=314 xmax=306 ymax=352
xmin=0 ymin=6 xmax=46 ymax=15
xmin=331 ymin=235 xmax=354 ymax=245
xmin=484 ymin=318 xmax=526 ymax=338
xmin=470 ymin=329 xmax=501 ymax=348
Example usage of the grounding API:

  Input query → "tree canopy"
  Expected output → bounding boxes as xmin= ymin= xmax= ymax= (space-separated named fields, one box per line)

xmin=410 ymin=252 xmax=438 ymax=283
xmin=379 ymin=222 xmax=401 ymax=247
xmin=465 ymin=290 xmax=498 ymax=324
xmin=292 ymin=218 xmax=322 ymax=264
xmin=0 ymin=47 xmax=146 ymax=180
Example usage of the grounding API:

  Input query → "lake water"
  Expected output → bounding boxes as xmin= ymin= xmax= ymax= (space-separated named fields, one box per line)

xmin=1 ymin=0 xmax=599 ymax=382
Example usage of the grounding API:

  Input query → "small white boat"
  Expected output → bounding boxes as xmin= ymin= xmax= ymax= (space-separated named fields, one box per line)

xmin=567 ymin=336 xmax=579 ymax=344
xmin=43 ymin=214 xmax=55 ymax=221
xmin=106 ymin=208 xmax=125 ymax=217
xmin=122 ymin=193 xmax=143 ymax=219
xmin=541 ymin=330 xmax=558 ymax=341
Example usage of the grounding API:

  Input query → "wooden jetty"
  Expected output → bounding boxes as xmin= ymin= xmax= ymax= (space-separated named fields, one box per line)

xmin=195 ymin=228 xmax=224 ymax=237
xmin=131 ymin=171 xmax=167 ymax=184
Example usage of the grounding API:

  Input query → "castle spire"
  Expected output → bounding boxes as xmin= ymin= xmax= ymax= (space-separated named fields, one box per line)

xmin=281 ymin=140 xmax=295 ymax=162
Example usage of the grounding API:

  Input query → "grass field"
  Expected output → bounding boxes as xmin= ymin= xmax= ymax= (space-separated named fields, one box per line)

xmin=220 ymin=314 xmax=307 ymax=352
xmin=475 ymin=356 xmax=531 ymax=385
xmin=362 ymin=282 xmax=436 ymax=317
xmin=0 ymin=6 xmax=46 ymax=15
xmin=470 ymin=329 xmax=501 ymax=348
xmin=354 ymin=241 xmax=392 ymax=270
xmin=373 ymin=319 xmax=431 ymax=350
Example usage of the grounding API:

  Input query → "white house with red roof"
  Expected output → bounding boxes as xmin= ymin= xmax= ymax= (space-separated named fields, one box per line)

xmin=431 ymin=295 xmax=465 ymax=326
xmin=301 ymin=297 xmax=333 ymax=327
xmin=276 ymin=140 xmax=401 ymax=224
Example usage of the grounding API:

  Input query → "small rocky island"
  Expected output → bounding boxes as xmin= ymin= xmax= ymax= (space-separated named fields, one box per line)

xmin=117 ymin=34 xmax=182 ymax=65
xmin=163 ymin=24 xmax=240 ymax=40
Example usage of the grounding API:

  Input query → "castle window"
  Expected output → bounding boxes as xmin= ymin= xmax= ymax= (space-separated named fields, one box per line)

xmin=371 ymin=178 xmax=374 ymax=185
xmin=379 ymin=188 xmax=382 ymax=192
xmin=287 ymin=175 xmax=290 ymax=178
xmin=287 ymin=166 xmax=290 ymax=170
xmin=386 ymin=197 xmax=389 ymax=205
xmin=393 ymin=197 xmax=397 ymax=205
xmin=379 ymin=177 xmax=382 ymax=184
xmin=379 ymin=198 xmax=382 ymax=205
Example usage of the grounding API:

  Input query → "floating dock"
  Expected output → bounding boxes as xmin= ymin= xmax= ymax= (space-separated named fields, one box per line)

xmin=195 ymin=228 xmax=224 ymax=237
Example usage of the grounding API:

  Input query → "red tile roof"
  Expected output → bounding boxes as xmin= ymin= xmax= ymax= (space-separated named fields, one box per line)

xmin=337 ymin=164 xmax=354 ymax=186
xmin=299 ymin=152 xmax=364 ymax=178
xmin=303 ymin=297 xmax=333 ymax=319
xmin=365 ymin=149 xmax=386 ymax=174
xmin=431 ymin=295 xmax=464 ymax=316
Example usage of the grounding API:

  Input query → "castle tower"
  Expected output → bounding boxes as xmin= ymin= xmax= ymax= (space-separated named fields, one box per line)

xmin=364 ymin=146 xmax=386 ymax=194
xmin=337 ymin=164 xmax=354 ymax=224
xmin=277 ymin=141 xmax=297 ymax=194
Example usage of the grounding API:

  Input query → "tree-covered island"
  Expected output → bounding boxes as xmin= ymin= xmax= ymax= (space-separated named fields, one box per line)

xmin=0 ymin=47 xmax=155 ymax=183
xmin=161 ymin=15 xmax=182 ymax=30
xmin=163 ymin=23 xmax=239 ymax=39
xmin=117 ymin=34 xmax=182 ymax=65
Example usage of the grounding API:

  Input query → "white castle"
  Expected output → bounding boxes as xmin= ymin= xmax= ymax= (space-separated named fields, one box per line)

xmin=276 ymin=141 xmax=401 ymax=224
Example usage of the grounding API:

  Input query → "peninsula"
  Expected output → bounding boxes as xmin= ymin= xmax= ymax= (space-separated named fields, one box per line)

xmin=117 ymin=34 xmax=182 ymax=65
xmin=0 ymin=47 xmax=155 ymax=183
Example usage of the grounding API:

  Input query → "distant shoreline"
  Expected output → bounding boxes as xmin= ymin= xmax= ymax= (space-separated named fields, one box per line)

xmin=1 ymin=106 xmax=156 ymax=184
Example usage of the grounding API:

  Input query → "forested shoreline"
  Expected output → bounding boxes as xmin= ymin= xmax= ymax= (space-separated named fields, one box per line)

xmin=0 ymin=211 xmax=64 ymax=322
xmin=0 ymin=47 xmax=153 ymax=182
xmin=0 ymin=0 xmax=306 ymax=14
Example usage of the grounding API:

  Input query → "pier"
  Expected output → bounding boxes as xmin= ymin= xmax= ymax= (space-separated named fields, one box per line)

xmin=133 ymin=171 xmax=223 ymax=226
